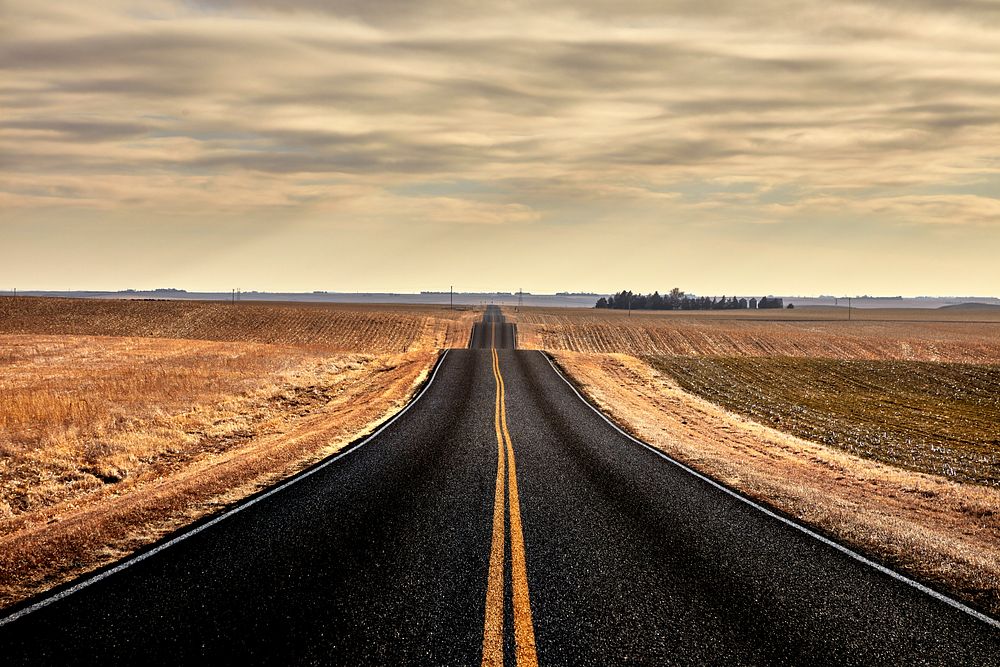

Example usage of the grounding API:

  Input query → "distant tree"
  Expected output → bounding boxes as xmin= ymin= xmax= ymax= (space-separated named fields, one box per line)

xmin=617 ymin=290 xmax=633 ymax=310
xmin=668 ymin=287 xmax=684 ymax=309
xmin=787 ymin=303 xmax=795 ymax=309
xmin=610 ymin=290 xmax=634 ymax=310
xmin=615 ymin=290 xmax=632 ymax=310
xmin=649 ymin=291 xmax=664 ymax=310
xmin=598 ymin=289 xmax=782 ymax=311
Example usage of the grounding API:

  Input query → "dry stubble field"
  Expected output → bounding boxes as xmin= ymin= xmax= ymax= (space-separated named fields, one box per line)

xmin=510 ymin=305 xmax=1000 ymax=615
xmin=0 ymin=297 xmax=475 ymax=609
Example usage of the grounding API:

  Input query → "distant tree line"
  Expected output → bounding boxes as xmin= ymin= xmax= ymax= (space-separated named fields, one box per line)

xmin=596 ymin=289 xmax=787 ymax=310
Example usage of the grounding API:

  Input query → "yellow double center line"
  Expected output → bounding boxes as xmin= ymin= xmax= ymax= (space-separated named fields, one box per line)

xmin=482 ymin=321 xmax=538 ymax=667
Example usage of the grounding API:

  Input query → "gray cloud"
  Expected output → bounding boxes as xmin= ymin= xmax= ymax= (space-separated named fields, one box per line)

xmin=0 ymin=33 xmax=230 ymax=70
xmin=1 ymin=119 xmax=152 ymax=142
xmin=1 ymin=0 xmax=999 ymax=233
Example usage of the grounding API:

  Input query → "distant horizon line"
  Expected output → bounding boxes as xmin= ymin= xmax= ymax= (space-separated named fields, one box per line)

xmin=2 ymin=288 xmax=998 ymax=302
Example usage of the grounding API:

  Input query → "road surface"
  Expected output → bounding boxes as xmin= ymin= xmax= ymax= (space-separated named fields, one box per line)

xmin=1 ymin=306 xmax=997 ymax=664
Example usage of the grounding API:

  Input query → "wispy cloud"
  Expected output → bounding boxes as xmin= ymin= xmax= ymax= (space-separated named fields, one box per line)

xmin=2 ymin=0 xmax=999 ymax=291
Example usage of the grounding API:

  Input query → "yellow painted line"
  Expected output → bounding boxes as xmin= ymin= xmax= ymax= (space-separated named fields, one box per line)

xmin=496 ymin=348 xmax=538 ymax=665
xmin=482 ymin=325 xmax=505 ymax=666
xmin=481 ymin=320 xmax=538 ymax=667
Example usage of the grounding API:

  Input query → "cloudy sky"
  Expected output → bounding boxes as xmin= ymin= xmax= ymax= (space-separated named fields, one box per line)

xmin=3 ymin=1 xmax=999 ymax=295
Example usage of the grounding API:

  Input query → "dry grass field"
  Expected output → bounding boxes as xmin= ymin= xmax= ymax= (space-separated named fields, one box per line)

xmin=0 ymin=297 xmax=476 ymax=609
xmin=509 ymin=306 xmax=1000 ymax=614
xmin=650 ymin=357 xmax=1000 ymax=486
xmin=2 ymin=336 xmax=366 ymax=519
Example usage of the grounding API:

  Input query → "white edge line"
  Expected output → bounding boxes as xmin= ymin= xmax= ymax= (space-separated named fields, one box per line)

xmin=0 ymin=349 xmax=452 ymax=628
xmin=539 ymin=350 xmax=1000 ymax=631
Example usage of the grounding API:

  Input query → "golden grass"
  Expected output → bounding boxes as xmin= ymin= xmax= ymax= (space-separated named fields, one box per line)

xmin=511 ymin=306 xmax=1000 ymax=363
xmin=1 ymin=335 xmax=356 ymax=519
xmin=552 ymin=352 xmax=1000 ymax=615
xmin=0 ymin=298 xmax=475 ymax=609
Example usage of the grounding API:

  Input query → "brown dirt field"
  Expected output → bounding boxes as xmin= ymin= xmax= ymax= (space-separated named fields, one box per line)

xmin=0 ymin=297 xmax=476 ymax=352
xmin=511 ymin=306 xmax=1000 ymax=363
xmin=650 ymin=357 xmax=1000 ymax=486
xmin=0 ymin=298 xmax=475 ymax=610
xmin=551 ymin=351 xmax=1000 ymax=616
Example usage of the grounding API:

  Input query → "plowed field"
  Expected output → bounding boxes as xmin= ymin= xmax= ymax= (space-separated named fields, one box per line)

xmin=512 ymin=307 xmax=1000 ymax=363
xmin=0 ymin=297 xmax=475 ymax=352
xmin=649 ymin=356 xmax=1000 ymax=486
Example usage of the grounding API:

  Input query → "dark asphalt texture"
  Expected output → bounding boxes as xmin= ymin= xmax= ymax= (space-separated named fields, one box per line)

xmin=469 ymin=307 xmax=515 ymax=349
xmin=1 ymin=306 xmax=997 ymax=665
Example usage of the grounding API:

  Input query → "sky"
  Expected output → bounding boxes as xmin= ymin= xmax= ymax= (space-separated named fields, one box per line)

xmin=2 ymin=0 xmax=999 ymax=296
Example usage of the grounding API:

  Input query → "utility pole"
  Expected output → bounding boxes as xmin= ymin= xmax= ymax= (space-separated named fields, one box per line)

xmin=848 ymin=296 xmax=852 ymax=321
xmin=517 ymin=287 xmax=522 ymax=312
xmin=450 ymin=285 xmax=453 ymax=310
xmin=628 ymin=292 xmax=632 ymax=317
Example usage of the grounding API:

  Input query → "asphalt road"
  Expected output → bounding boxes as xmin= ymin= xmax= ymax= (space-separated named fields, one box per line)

xmin=1 ymin=306 xmax=997 ymax=664
xmin=469 ymin=306 xmax=516 ymax=349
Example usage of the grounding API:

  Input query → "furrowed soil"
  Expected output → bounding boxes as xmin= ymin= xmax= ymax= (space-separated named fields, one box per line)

xmin=506 ymin=307 xmax=1000 ymax=616
xmin=0 ymin=297 xmax=476 ymax=610
xmin=0 ymin=297 xmax=474 ymax=351
xmin=650 ymin=357 xmax=1000 ymax=487
xmin=514 ymin=306 xmax=1000 ymax=363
